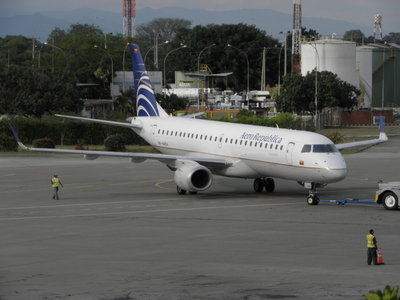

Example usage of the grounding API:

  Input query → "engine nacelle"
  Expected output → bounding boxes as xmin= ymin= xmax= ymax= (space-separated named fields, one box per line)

xmin=174 ymin=162 xmax=213 ymax=192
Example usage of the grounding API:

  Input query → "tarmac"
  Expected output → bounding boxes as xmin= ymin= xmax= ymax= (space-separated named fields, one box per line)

xmin=1 ymin=137 xmax=400 ymax=300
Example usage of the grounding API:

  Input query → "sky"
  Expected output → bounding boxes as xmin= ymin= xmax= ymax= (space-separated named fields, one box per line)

xmin=1 ymin=0 xmax=399 ymax=32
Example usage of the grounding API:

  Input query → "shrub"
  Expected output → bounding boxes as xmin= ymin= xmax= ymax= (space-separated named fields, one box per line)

xmin=364 ymin=285 xmax=400 ymax=300
xmin=104 ymin=134 xmax=126 ymax=151
xmin=325 ymin=132 xmax=345 ymax=144
xmin=32 ymin=137 xmax=55 ymax=148
xmin=0 ymin=134 xmax=18 ymax=151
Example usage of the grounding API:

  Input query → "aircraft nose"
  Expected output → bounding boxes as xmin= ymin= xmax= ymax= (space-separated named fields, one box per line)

xmin=326 ymin=168 xmax=347 ymax=183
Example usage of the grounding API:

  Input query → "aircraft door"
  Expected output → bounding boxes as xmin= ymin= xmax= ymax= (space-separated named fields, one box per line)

xmin=151 ymin=124 xmax=158 ymax=144
xmin=218 ymin=134 xmax=224 ymax=149
xmin=286 ymin=142 xmax=295 ymax=165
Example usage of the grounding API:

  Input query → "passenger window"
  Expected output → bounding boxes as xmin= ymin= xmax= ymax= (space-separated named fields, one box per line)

xmin=280 ymin=145 xmax=283 ymax=150
xmin=195 ymin=134 xmax=198 ymax=139
xmin=219 ymin=137 xmax=222 ymax=142
xmin=225 ymin=138 xmax=228 ymax=143
xmin=270 ymin=144 xmax=273 ymax=149
xmin=230 ymin=139 xmax=233 ymax=144
xmin=254 ymin=142 xmax=258 ymax=147
xmin=249 ymin=141 xmax=252 ymax=146
xmin=235 ymin=140 xmax=238 ymax=144
xmin=275 ymin=144 xmax=278 ymax=150
xmin=245 ymin=141 xmax=247 ymax=146
xmin=162 ymin=130 xmax=165 ymax=134
xmin=260 ymin=143 xmax=263 ymax=148
xmin=158 ymin=129 xmax=160 ymax=134
xmin=240 ymin=140 xmax=243 ymax=145
xmin=301 ymin=144 xmax=312 ymax=153
xmin=215 ymin=137 xmax=218 ymax=142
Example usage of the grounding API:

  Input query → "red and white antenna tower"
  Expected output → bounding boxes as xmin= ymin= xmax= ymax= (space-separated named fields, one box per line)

xmin=373 ymin=14 xmax=383 ymax=40
xmin=123 ymin=0 xmax=136 ymax=38
xmin=292 ymin=0 xmax=302 ymax=74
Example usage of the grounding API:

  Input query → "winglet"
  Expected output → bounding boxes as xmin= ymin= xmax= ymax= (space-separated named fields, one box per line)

xmin=8 ymin=124 xmax=29 ymax=150
xmin=377 ymin=116 xmax=388 ymax=141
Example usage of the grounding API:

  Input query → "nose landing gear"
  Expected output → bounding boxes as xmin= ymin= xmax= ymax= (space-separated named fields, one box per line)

xmin=306 ymin=183 xmax=320 ymax=205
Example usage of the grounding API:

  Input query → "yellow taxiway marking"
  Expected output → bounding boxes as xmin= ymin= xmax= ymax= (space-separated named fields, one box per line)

xmin=155 ymin=179 xmax=174 ymax=190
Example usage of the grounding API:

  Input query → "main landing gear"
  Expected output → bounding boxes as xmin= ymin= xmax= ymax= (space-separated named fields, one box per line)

xmin=253 ymin=178 xmax=275 ymax=193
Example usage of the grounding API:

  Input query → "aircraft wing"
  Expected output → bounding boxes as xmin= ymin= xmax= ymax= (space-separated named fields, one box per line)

xmin=55 ymin=114 xmax=142 ymax=129
xmin=335 ymin=120 xmax=388 ymax=150
xmin=8 ymin=124 xmax=231 ymax=169
xmin=336 ymin=132 xmax=388 ymax=150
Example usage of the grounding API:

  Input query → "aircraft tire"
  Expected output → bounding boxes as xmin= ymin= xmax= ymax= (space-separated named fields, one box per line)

xmin=382 ymin=191 xmax=399 ymax=210
xmin=177 ymin=186 xmax=187 ymax=195
xmin=253 ymin=179 xmax=265 ymax=193
xmin=307 ymin=195 xmax=319 ymax=205
xmin=264 ymin=178 xmax=275 ymax=193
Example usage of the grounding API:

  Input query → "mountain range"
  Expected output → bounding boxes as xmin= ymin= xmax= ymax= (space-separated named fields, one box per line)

xmin=0 ymin=6 xmax=374 ymax=41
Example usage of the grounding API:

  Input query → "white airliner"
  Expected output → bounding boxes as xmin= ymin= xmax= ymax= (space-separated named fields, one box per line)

xmin=10 ymin=44 xmax=388 ymax=205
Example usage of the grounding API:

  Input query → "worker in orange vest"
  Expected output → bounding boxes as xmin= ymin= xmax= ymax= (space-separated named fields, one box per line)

xmin=366 ymin=229 xmax=378 ymax=265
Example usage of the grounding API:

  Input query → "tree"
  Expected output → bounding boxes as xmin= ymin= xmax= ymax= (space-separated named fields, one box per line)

xmin=276 ymin=70 xmax=359 ymax=115
xmin=136 ymin=18 xmax=191 ymax=43
xmin=157 ymin=94 xmax=188 ymax=114
xmin=171 ymin=23 xmax=280 ymax=92
xmin=384 ymin=32 xmax=400 ymax=44
xmin=343 ymin=30 xmax=366 ymax=44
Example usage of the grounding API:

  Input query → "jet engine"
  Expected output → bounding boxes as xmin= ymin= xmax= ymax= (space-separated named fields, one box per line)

xmin=174 ymin=161 xmax=213 ymax=192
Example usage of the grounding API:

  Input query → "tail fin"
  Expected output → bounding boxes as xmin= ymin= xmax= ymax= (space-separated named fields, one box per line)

xmin=130 ymin=44 xmax=168 ymax=117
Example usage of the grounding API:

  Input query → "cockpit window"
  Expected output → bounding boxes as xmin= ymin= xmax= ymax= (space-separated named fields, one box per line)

xmin=301 ymin=144 xmax=312 ymax=153
xmin=313 ymin=144 xmax=338 ymax=153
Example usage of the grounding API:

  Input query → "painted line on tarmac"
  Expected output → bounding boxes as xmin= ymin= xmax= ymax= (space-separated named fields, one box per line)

xmin=155 ymin=179 xmax=174 ymax=190
xmin=0 ymin=197 xmax=183 ymax=210
xmin=0 ymin=202 xmax=301 ymax=221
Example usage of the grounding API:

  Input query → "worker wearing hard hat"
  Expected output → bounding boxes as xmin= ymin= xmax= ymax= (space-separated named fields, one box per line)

xmin=51 ymin=174 xmax=64 ymax=200
xmin=367 ymin=229 xmax=378 ymax=265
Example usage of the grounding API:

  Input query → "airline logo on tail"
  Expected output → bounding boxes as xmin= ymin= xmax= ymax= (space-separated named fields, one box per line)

xmin=130 ymin=44 xmax=160 ymax=117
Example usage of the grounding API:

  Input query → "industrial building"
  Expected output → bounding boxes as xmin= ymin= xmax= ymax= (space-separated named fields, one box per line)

xmin=301 ymin=38 xmax=359 ymax=89
xmin=301 ymin=38 xmax=399 ymax=110
xmin=356 ymin=44 xmax=400 ymax=108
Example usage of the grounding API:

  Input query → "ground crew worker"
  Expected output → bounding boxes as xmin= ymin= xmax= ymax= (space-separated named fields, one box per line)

xmin=367 ymin=229 xmax=378 ymax=265
xmin=51 ymin=174 xmax=63 ymax=200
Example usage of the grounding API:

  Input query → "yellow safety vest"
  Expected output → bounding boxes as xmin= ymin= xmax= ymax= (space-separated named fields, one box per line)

xmin=52 ymin=177 xmax=61 ymax=188
xmin=367 ymin=234 xmax=376 ymax=248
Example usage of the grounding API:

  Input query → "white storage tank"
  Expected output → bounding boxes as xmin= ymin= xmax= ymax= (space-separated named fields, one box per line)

xmin=301 ymin=39 xmax=359 ymax=89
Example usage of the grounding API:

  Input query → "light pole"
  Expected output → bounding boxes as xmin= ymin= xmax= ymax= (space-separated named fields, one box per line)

xmin=227 ymin=44 xmax=249 ymax=100
xmin=44 ymin=42 xmax=66 ymax=72
xmin=163 ymin=44 xmax=187 ymax=96
xmin=94 ymin=45 xmax=114 ymax=83
xmin=122 ymin=43 xmax=130 ymax=93
xmin=197 ymin=43 xmax=216 ymax=110
xmin=144 ymin=40 xmax=169 ymax=68
xmin=279 ymin=31 xmax=288 ymax=76
xmin=260 ymin=46 xmax=277 ymax=91
xmin=381 ymin=44 xmax=386 ymax=110
xmin=278 ymin=45 xmax=284 ymax=96
xmin=309 ymin=41 xmax=320 ymax=129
